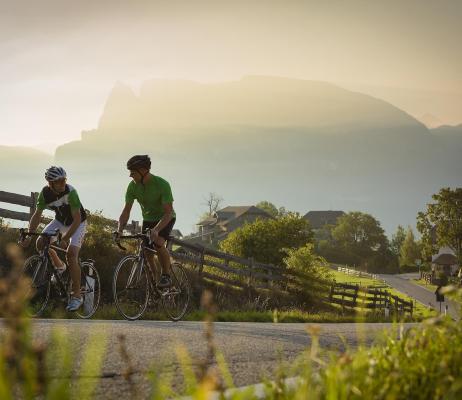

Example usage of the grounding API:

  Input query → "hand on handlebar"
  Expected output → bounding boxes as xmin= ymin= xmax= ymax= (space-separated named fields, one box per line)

xmin=18 ymin=228 xmax=31 ymax=247
xmin=112 ymin=231 xmax=127 ymax=251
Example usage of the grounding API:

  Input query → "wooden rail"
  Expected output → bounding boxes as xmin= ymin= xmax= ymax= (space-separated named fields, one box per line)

xmin=329 ymin=282 xmax=413 ymax=316
xmin=169 ymin=236 xmax=283 ymax=290
xmin=337 ymin=266 xmax=379 ymax=280
xmin=0 ymin=191 xmax=39 ymax=222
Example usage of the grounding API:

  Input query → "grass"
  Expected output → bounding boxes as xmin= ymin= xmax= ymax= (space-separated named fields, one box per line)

xmin=79 ymin=304 xmax=425 ymax=323
xmin=330 ymin=269 xmax=384 ymax=286
xmin=411 ymin=278 xmax=438 ymax=293
xmin=2 ymin=240 xmax=462 ymax=399
xmin=332 ymin=268 xmax=436 ymax=320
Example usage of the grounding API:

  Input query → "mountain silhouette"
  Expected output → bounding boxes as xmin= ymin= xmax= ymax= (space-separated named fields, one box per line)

xmin=2 ymin=76 xmax=461 ymax=234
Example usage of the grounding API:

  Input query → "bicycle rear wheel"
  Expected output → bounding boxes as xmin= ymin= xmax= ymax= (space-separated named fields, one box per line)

xmin=23 ymin=255 xmax=50 ymax=317
xmin=161 ymin=262 xmax=191 ymax=321
xmin=113 ymin=255 xmax=149 ymax=320
xmin=76 ymin=260 xmax=101 ymax=319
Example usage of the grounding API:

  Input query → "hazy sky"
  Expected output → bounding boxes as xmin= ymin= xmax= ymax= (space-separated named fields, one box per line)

xmin=1 ymin=0 xmax=461 ymax=151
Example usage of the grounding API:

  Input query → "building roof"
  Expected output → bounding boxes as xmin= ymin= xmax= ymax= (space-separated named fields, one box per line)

xmin=217 ymin=206 xmax=270 ymax=218
xmin=433 ymin=253 xmax=458 ymax=265
xmin=303 ymin=210 xmax=345 ymax=229
xmin=171 ymin=229 xmax=183 ymax=238
xmin=198 ymin=206 xmax=271 ymax=226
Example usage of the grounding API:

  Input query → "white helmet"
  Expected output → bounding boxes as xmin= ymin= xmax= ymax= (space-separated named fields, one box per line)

xmin=45 ymin=166 xmax=67 ymax=182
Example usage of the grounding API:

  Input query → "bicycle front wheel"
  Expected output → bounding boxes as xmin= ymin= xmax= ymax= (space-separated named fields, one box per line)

xmin=113 ymin=255 xmax=149 ymax=320
xmin=76 ymin=260 xmax=101 ymax=319
xmin=161 ymin=262 xmax=191 ymax=321
xmin=23 ymin=255 xmax=50 ymax=317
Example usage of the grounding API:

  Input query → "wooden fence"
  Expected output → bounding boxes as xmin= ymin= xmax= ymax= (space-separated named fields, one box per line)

xmin=421 ymin=271 xmax=434 ymax=285
xmin=0 ymin=190 xmax=140 ymax=233
xmin=0 ymin=191 xmax=41 ymax=222
xmin=329 ymin=282 xmax=413 ymax=316
xmin=337 ymin=266 xmax=379 ymax=280
xmin=169 ymin=237 xmax=283 ymax=290
xmin=1 ymin=189 xmax=416 ymax=314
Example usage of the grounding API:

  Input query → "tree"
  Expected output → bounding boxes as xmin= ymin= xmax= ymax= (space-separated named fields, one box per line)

xmin=283 ymin=243 xmax=333 ymax=302
xmin=399 ymin=227 xmax=421 ymax=266
xmin=417 ymin=187 xmax=462 ymax=264
xmin=256 ymin=201 xmax=279 ymax=218
xmin=390 ymin=225 xmax=406 ymax=257
xmin=331 ymin=211 xmax=389 ymax=269
xmin=202 ymin=192 xmax=224 ymax=216
xmin=219 ymin=213 xmax=313 ymax=266
xmin=256 ymin=201 xmax=289 ymax=218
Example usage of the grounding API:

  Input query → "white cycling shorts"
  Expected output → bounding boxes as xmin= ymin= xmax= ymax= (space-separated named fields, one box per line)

xmin=42 ymin=219 xmax=87 ymax=249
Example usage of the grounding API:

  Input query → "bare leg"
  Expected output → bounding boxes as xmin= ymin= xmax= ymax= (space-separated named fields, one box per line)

xmin=144 ymin=249 xmax=159 ymax=280
xmin=156 ymin=245 xmax=171 ymax=275
xmin=144 ymin=238 xmax=171 ymax=278
xmin=66 ymin=245 xmax=81 ymax=298
xmin=36 ymin=237 xmax=65 ymax=269
xmin=48 ymin=248 xmax=65 ymax=269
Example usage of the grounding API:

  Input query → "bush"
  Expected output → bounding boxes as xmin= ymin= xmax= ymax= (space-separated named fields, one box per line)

xmin=283 ymin=244 xmax=334 ymax=304
xmin=220 ymin=212 xmax=313 ymax=266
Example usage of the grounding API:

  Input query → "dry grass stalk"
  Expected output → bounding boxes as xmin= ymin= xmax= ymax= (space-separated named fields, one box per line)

xmin=117 ymin=333 xmax=139 ymax=399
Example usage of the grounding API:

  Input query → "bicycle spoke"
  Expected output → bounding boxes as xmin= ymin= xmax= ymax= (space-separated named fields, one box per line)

xmin=113 ymin=256 xmax=149 ymax=320
xmin=23 ymin=255 xmax=50 ymax=317
xmin=161 ymin=263 xmax=191 ymax=321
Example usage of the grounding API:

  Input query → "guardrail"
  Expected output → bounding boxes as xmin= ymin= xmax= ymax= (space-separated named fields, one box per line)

xmin=329 ymin=282 xmax=413 ymax=316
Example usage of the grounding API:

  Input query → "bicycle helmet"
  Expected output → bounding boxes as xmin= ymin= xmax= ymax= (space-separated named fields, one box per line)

xmin=45 ymin=166 xmax=67 ymax=182
xmin=127 ymin=155 xmax=151 ymax=170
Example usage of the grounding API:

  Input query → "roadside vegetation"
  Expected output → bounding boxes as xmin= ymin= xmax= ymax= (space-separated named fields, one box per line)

xmin=0 ymin=247 xmax=461 ymax=399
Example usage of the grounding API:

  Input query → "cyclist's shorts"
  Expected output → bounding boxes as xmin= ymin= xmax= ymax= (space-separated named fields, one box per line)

xmin=42 ymin=219 xmax=87 ymax=248
xmin=142 ymin=218 xmax=176 ymax=244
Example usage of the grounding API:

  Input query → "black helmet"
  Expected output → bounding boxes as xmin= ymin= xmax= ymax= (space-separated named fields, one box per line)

xmin=127 ymin=155 xmax=151 ymax=170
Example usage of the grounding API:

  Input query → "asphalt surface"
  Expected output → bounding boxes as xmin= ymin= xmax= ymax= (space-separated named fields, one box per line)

xmin=377 ymin=273 xmax=460 ymax=320
xmin=0 ymin=319 xmax=415 ymax=399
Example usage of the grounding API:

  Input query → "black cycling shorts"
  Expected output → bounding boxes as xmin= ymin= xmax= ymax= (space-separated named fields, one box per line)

xmin=142 ymin=218 xmax=176 ymax=242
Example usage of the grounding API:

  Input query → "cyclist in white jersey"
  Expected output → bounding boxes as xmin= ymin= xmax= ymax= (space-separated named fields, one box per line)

xmin=19 ymin=166 xmax=87 ymax=311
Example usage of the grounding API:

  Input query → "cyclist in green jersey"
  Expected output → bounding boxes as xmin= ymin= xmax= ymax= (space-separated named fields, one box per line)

xmin=19 ymin=166 xmax=87 ymax=311
xmin=117 ymin=155 xmax=176 ymax=288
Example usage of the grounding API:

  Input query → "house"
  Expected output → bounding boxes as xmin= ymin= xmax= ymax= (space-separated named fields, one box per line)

xmin=171 ymin=229 xmax=183 ymax=239
xmin=192 ymin=205 xmax=273 ymax=245
xmin=431 ymin=246 xmax=459 ymax=277
xmin=303 ymin=211 xmax=345 ymax=230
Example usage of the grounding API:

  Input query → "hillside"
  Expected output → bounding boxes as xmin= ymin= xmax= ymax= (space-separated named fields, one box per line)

xmin=1 ymin=77 xmax=460 ymax=234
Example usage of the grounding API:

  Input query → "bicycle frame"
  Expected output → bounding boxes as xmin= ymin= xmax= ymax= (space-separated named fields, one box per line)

xmin=20 ymin=229 xmax=69 ymax=298
xmin=116 ymin=233 xmax=162 ymax=295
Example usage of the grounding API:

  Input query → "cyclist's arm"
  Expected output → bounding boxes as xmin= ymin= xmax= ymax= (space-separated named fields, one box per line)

xmin=28 ymin=208 xmax=43 ymax=232
xmin=61 ymin=209 xmax=81 ymax=242
xmin=118 ymin=202 xmax=133 ymax=233
xmin=153 ymin=203 xmax=174 ymax=233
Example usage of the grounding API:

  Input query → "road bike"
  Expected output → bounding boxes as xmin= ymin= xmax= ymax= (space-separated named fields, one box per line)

xmin=19 ymin=228 xmax=101 ymax=318
xmin=112 ymin=231 xmax=191 ymax=321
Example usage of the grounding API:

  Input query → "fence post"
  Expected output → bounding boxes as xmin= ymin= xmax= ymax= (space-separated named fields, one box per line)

xmin=353 ymin=285 xmax=359 ymax=307
xmin=198 ymin=248 xmax=205 ymax=278
xmin=29 ymin=192 xmax=38 ymax=218
xmin=248 ymin=257 xmax=254 ymax=288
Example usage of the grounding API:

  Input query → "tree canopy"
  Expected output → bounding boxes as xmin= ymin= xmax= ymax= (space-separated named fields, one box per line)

xmin=417 ymin=187 xmax=462 ymax=264
xmin=399 ymin=227 xmax=421 ymax=266
xmin=219 ymin=212 xmax=313 ymax=266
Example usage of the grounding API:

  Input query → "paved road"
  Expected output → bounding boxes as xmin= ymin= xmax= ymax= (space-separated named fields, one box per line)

xmin=1 ymin=319 xmax=415 ymax=399
xmin=378 ymin=273 xmax=460 ymax=320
